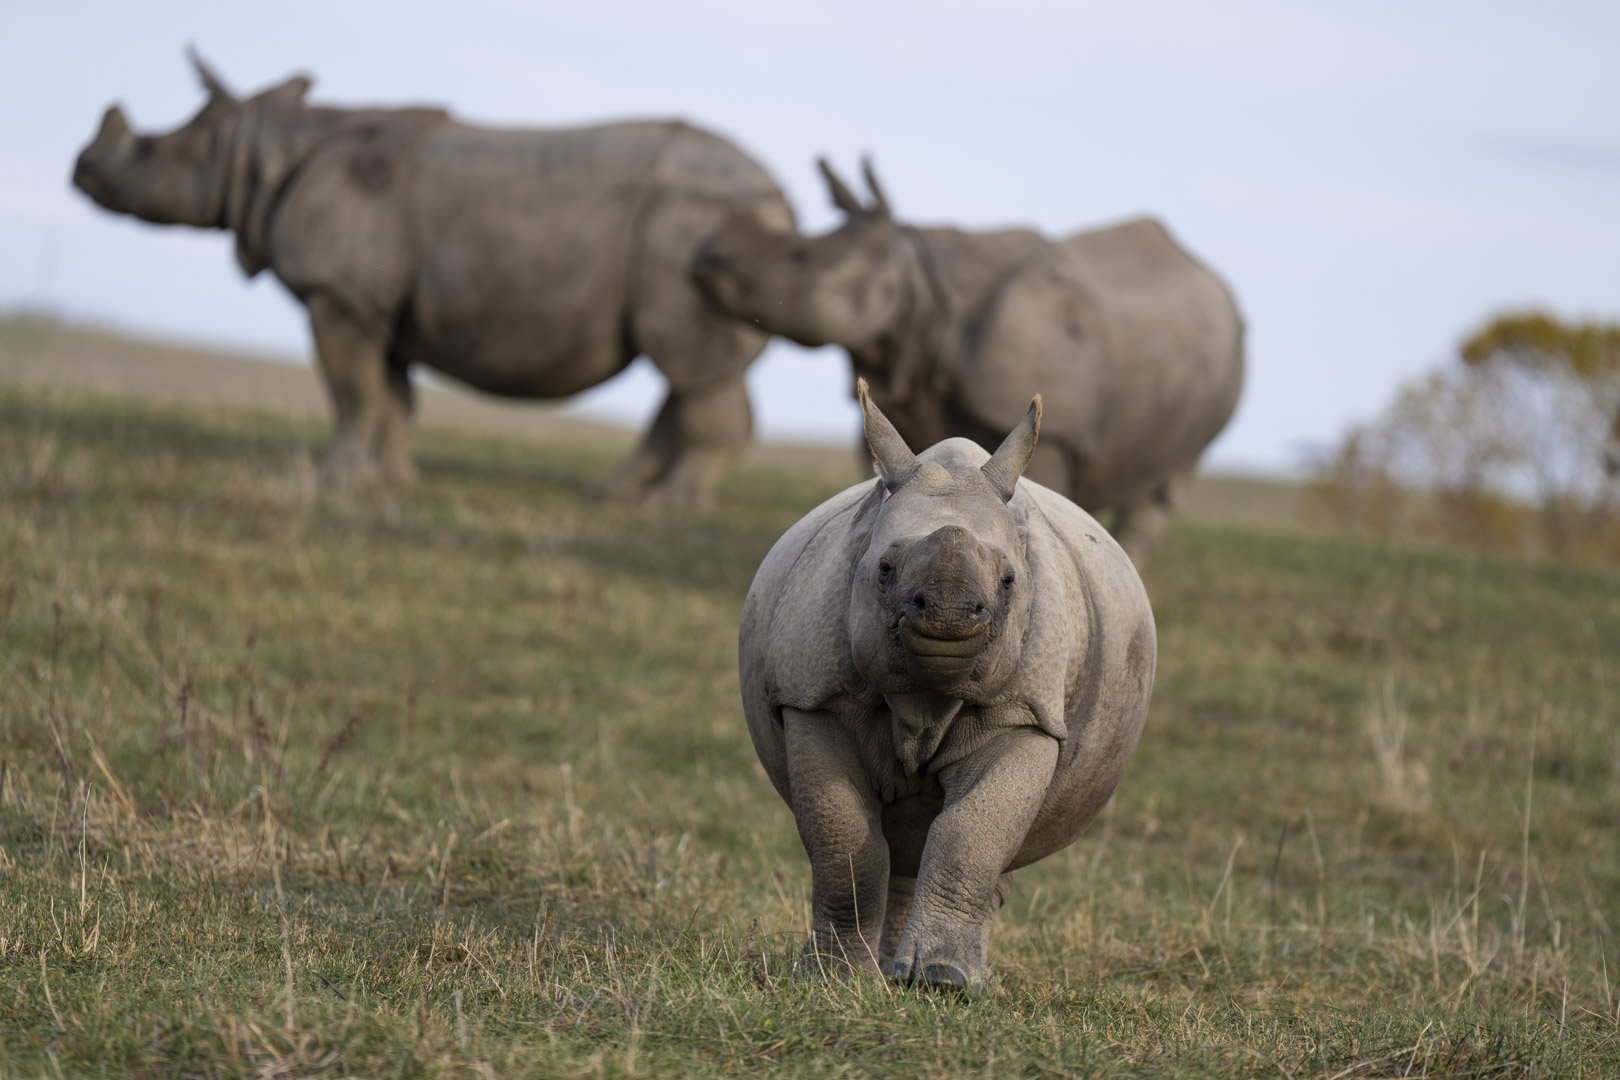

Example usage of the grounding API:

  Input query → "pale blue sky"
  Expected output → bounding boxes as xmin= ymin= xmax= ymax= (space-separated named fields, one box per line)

xmin=2 ymin=0 xmax=1616 ymax=472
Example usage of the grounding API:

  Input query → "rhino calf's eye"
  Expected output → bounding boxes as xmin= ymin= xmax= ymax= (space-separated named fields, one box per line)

xmin=878 ymin=561 xmax=893 ymax=581
xmin=1001 ymin=573 xmax=1015 ymax=589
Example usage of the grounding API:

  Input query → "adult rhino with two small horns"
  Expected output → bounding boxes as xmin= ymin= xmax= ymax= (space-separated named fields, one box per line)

xmin=739 ymin=380 xmax=1155 ymax=991
xmin=696 ymin=158 xmax=1245 ymax=560
xmin=73 ymin=52 xmax=793 ymax=504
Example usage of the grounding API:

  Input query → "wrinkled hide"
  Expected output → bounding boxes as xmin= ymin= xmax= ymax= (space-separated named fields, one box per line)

xmin=738 ymin=382 xmax=1155 ymax=991
xmin=73 ymin=53 xmax=792 ymax=503
xmin=697 ymin=158 xmax=1244 ymax=558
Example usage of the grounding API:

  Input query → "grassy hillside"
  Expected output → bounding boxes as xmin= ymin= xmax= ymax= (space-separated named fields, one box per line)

xmin=1 ymin=381 xmax=1617 ymax=1077
xmin=0 ymin=312 xmax=1306 ymax=524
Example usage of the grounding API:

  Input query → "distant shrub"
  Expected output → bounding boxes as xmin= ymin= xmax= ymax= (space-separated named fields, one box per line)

xmin=1312 ymin=311 xmax=1620 ymax=563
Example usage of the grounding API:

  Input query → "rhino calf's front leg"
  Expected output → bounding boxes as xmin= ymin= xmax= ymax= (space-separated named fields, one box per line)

xmin=783 ymin=708 xmax=890 ymax=977
xmin=891 ymin=727 xmax=1058 ymax=992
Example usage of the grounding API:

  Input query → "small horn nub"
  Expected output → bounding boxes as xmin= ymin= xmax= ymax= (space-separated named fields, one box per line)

xmin=857 ymin=378 xmax=921 ymax=492
xmin=981 ymin=396 xmax=1042 ymax=502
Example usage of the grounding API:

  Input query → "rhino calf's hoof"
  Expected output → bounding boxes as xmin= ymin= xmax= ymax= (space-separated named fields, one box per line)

xmin=892 ymin=956 xmax=978 ymax=995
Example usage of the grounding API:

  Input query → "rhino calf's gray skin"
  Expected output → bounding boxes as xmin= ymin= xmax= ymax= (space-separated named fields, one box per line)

xmin=696 ymin=158 xmax=1244 ymax=560
xmin=73 ymin=52 xmax=793 ymax=505
xmin=739 ymin=379 xmax=1155 ymax=991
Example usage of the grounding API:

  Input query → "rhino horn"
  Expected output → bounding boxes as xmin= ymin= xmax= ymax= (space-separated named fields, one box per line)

xmin=817 ymin=157 xmax=865 ymax=217
xmin=97 ymin=105 xmax=131 ymax=139
xmin=187 ymin=45 xmax=235 ymax=101
xmin=857 ymin=378 xmax=921 ymax=491
xmin=860 ymin=155 xmax=892 ymax=219
xmin=981 ymin=396 xmax=1042 ymax=502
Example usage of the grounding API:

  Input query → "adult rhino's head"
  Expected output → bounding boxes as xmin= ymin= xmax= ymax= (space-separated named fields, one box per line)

xmin=72 ymin=49 xmax=308 ymax=228
xmin=848 ymin=378 xmax=1042 ymax=697
xmin=694 ymin=157 xmax=911 ymax=349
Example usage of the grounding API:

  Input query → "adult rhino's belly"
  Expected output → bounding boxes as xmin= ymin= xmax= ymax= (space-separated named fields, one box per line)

xmin=396 ymin=169 xmax=642 ymax=398
xmin=394 ymin=310 xmax=630 ymax=399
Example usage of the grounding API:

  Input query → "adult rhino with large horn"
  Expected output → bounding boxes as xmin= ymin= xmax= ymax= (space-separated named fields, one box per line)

xmin=72 ymin=52 xmax=793 ymax=504
xmin=739 ymin=380 xmax=1154 ymax=991
xmin=695 ymin=157 xmax=1244 ymax=560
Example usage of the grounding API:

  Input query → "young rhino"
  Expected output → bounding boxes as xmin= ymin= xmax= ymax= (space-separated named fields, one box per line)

xmin=739 ymin=380 xmax=1155 ymax=991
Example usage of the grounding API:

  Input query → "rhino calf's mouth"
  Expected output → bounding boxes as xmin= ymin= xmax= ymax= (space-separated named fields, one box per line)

xmin=898 ymin=617 xmax=988 ymax=658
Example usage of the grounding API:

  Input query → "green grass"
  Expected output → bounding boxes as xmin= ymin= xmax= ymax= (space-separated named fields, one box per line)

xmin=1 ymin=381 xmax=1618 ymax=1078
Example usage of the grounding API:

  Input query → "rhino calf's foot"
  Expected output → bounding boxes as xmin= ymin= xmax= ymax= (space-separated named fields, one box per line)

xmin=888 ymin=919 xmax=991 ymax=994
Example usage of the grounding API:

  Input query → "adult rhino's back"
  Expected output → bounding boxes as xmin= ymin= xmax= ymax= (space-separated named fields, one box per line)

xmin=414 ymin=119 xmax=779 ymax=200
xmin=954 ymin=218 xmax=1244 ymax=508
xmin=399 ymin=119 xmax=784 ymax=396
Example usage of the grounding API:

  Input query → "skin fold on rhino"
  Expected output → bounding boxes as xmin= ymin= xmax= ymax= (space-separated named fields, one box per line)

xmin=738 ymin=378 xmax=1155 ymax=991
xmin=695 ymin=157 xmax=1245 ymax=561
xmin=72 ymin=52 xmax=794 ymax=505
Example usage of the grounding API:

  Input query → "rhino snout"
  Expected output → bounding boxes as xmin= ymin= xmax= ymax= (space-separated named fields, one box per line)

xmin=71 ymin=154 xmax=106 ymax=201
xmin=899 ymin=615 xmax=988 ymax=656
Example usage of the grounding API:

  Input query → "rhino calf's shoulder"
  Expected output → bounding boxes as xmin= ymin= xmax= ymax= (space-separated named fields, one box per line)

xmin=738 ymin=379 xmax=1155 ymax=990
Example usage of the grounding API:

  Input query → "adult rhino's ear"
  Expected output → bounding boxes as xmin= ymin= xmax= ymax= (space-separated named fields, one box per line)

xmin=982 ymin=396 xmax=1042 ymax=503
xmin=861 ymin=155 xmax=892 ymax=220
xmin=264 ymin=73 xmax=314 ymax=105
xmin=187 ymin=45 xmax=236 ymax=102
xmin=817 ymin=157 xmax=865 ymax=217
xmin=857 ymin=377 xmax=921 ymax=492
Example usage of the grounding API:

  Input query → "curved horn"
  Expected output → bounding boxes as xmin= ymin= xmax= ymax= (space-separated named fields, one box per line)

xmin=861 ymin=155 xmax=892 ymax=218
xmin=187 ymin=45 xmax=235 ymax=101
xmin=981 ymin=396 xmax=1042 ymax=502
xmin=857 ymin=378 xmax=921 ymax=491
xmin=817 ymin=157 xmax=864 ymax=217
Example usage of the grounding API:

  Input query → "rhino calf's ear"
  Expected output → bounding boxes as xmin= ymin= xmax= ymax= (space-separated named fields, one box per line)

xmin=982 ymin=396 xmax=1042 ymax=502
xmin=856 ymin=377 xmax=921 ymax=492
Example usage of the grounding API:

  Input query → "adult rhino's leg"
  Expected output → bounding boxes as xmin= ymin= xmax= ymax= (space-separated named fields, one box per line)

xmin=374 ymin=355 xmax=418 ymax=483
xmin=891 ymin=728 xmax=1056 ymax=993
xmin=646 ymin=376 xmax=753 ymax=509
xmin=307 ymin=295 xmax=407 ymax=485
xmin=625 ymin=196 xmax=779 ymax=507
xmin=586 ymin=396 xmax=679 ymax=503
xmin=1111 ymin=473 xmax=1184 ymax=566
xmin=586 ymin=375 xmax=752 ymax=508
xmin=782 ymin=707 xmax=889 ymax=978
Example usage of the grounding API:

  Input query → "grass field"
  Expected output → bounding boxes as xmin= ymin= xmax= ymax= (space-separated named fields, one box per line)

xmin=2 ymin=377 xmax=1619 ymax=1077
